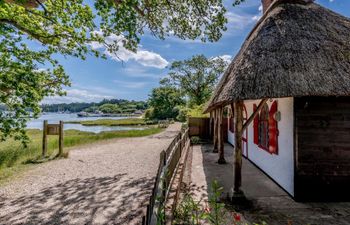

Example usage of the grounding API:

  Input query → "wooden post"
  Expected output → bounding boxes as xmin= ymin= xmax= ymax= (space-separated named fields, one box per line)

xmin=213 ymin=110 xmax=218 ymax=153
xmin=58 ymin=120 xmax=64 ymax=156
xmin=234 ymin=100 xmax=243 ymax=193
xmin=42 ymin=120 xmax=48 ymax=158
xmin=209 ymin=111 xmax=213 ymax=138
xmin=218 ymin=107 xmax=226 ymax=164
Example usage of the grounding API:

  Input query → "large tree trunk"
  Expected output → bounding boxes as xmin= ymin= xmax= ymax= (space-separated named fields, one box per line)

xmin=218 ymin=107 xmax=226 ymax=164
xmin=234 ymin=100 xmax=243 ymax=192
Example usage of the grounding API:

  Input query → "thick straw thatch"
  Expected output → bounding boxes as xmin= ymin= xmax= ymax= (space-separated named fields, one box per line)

xmin=205 ymin=0 xmax=350 ymax=113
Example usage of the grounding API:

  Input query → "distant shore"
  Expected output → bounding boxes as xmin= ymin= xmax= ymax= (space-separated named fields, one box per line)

xmin=65 ymin=118 xmax=153 ymax=126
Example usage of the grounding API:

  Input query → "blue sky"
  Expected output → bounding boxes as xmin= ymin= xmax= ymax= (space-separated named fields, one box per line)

xmin=44 ymin=0 xmax=350 ymax=104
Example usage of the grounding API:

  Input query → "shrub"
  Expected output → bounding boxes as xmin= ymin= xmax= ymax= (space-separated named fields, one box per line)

xmin=190 ymin=136 xmax=201 ymax=145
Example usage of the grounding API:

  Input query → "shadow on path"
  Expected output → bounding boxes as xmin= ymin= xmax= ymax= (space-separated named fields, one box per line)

xmin=0 ymin=174 xmax=154 ymax=225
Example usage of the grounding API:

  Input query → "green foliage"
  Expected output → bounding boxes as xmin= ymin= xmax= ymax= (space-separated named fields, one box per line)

xmin=190 ymin=136 xmax=201 ymax=145
xmin=98 ymin=104 xmax=121 ymax=114
xmin=174 ymin=180 xmax=233 ymax=225
xmin=144 ymin=107 xmax=154 ymax=120
xmin=0 ymin=127 xmax=163 ymax=182
xmin=188 ymin=104 xmax=209 ymax=118
xmin=174 ymin=194 xmax=204 ymax=225
xmin=203 ymin=180 xmax=227 ymax=225
xmin=176 ymin=106 xmax=190 ymax=122
xmin=148 ymin=86 xmax=185 ymax=120
xmin=0 ymin=0 xmax=229 ymax=142
xmin=165 ymin=55 xmax=229 ymax=106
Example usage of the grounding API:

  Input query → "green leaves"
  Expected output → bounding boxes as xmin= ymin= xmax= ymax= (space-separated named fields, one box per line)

xmin=148 ymin=86 xmax=185 ymax=120
xmin=166 ymin=54 xmax=229 ymax=107
xmin=0 ymin=0 xmax=234 ymax=143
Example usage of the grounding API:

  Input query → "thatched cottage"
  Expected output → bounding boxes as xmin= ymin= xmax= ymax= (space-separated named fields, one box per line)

xmin=205 ymin=0 xmax=350 ymax=201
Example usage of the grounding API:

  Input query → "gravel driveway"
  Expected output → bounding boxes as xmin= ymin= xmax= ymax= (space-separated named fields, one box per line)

xmin=0 ymin=123 xmax=182 ymax=225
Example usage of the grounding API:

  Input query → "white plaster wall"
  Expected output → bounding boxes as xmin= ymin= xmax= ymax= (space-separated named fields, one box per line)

xmin=227 ymin=97 xmax=295 ymax=196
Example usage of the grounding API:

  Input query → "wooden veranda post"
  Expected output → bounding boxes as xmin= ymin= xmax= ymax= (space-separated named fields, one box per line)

xmin=234 ymin=100 xmax=244 ymax=193
xmin=213 ymin=110 xmax=218 ymax=153
xmin=209 ymin=112 xmax=213 ymax=138
xmin=218 ymin=107 xmax=226 ymax=164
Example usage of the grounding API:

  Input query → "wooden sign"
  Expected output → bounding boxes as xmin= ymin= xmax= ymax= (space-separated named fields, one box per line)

xmin=47 ymin=124 xmax=60 ymax=135
xmin=42 ymin=120 xmax=64 ymax=158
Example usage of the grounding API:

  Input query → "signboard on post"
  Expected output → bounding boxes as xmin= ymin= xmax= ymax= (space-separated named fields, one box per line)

xmin=42 ymin=120 xmax=64 ymax=158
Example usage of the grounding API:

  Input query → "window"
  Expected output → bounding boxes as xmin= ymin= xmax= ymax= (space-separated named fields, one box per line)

xmin=253 ymin=101 xmax=279 ymax=154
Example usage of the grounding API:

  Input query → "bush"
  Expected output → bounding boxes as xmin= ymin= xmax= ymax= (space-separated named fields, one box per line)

xmin=144 ymin=108 xmax=155 ymax=120
xmin=176 ymin=106 xmax=190 ymax=122
xmin=188 ymin=104 xmax=209 ymax=118
xmin=190 ymin=136 xmax=201 ymax=145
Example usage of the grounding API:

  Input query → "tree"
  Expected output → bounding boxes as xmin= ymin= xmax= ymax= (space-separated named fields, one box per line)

xmin=0 ymin=0 xmax=230 ymax=142
xmin=166 ymin=55 xmax=228 ymax=106
xmin=148 ymin=86 xmax=184 ymax=120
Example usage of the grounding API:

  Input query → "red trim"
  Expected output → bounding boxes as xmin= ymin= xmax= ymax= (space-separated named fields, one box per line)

xmin=242 ymin=104 xmax=248 ymax=157
xmin=269 ymin=101 xmax=278 ymax=155
xmin=253 ymin=104 xmax=259 ymax=145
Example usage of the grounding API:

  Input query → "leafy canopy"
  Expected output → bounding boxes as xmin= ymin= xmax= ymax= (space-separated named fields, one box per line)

xmin=147 ymin=86 xmax=184 ymax=120
xmin=0 ymin=0 xmax=236 ymax=143
xmin=164 ymin=54 xmax=229 ymax=106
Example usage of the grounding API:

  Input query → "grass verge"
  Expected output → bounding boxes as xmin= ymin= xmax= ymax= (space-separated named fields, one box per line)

xmin=0 ymin=127 xmax=163 ymax=183
xmin=66 ymin=118 xmax=154 ymax=126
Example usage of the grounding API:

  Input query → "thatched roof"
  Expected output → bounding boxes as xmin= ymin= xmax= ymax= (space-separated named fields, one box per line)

xmin=205 ymin=0 xmax=350 ymax=113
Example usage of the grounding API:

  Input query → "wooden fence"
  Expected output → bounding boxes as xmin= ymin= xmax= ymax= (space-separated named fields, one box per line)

xmin=188 ymin=117 xmax=228 ymax=141
xmin=142 ymin=128 xmax=190 ymax=225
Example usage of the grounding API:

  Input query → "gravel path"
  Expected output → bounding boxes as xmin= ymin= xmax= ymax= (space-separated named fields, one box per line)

xmin=0 ymin=123 xmax=182 ymax=225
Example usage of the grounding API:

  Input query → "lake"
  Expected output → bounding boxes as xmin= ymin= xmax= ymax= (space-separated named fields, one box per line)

xmin=26 ymin=113 xmax=144 ymax=133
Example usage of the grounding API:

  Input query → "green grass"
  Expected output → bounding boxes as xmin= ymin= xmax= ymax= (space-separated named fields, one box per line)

xmin=66 ymin=118 xmax=154 ymax=126
xmin=0 ymin=127 xmax=163 ymax=183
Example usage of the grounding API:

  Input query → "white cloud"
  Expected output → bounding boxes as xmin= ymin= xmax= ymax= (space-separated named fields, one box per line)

xmin=91 ymin=32 xmax=168 ymax=69
xmin=212 ymin=54 xmax=232 ymax=64
xmin=123 ymin=66 xmax=165 ymax=79
xmin=42 ymin=89 xmax=114 ymax=104
xmin=259 ymin=5 xmax=263 ymax=12
xmin=252 ymin=15 xmax=261 ymax=21
xmin=113 ymin=79 xmax=148 ymax=89
xmin=224 ymin=11 xmax=261 ymax=36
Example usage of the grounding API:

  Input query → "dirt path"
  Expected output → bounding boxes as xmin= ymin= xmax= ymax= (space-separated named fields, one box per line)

xmin=0 ymin=123 xmax=182 ymax=225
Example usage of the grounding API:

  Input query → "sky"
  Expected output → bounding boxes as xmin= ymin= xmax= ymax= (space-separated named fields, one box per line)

xmin=43 ymin=0 xmax=350 ymax=104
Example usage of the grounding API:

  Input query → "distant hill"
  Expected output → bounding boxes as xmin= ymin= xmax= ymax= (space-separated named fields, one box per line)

xmin=41 ymin=99 xmax=148 ymax=113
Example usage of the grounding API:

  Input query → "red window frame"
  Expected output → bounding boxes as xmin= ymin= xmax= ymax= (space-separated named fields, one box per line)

xmin=253 ymin=101 xmax=279 ymax=155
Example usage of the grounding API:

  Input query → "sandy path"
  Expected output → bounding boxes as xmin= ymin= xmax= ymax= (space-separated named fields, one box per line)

xmin=0 ymin=123 xmax=182 ymax=225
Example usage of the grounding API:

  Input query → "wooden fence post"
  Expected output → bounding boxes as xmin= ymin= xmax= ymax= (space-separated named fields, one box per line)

xmin=59 ymin=120 xmax=64 ymax=156
xmin=42 ymin=120 xmax=48 ymax=158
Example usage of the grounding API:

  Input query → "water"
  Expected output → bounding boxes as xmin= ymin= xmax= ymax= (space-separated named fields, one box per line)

xmin=26 ymin=113 xmax=144 ymax=133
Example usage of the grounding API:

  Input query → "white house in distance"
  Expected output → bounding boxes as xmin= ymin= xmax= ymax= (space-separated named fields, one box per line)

xmin=205 ymin=0 xmax=350 ymax=201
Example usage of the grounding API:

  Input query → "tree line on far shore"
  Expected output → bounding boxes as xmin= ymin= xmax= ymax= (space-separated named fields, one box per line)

xmin=41 ymin=99 xmax=148 ymax=114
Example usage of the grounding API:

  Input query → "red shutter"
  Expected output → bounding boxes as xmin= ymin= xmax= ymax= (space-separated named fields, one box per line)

xmin=269 ymin=101 xmax=278 ymax=154
xmin=253 ymin=104 xmax=259 ymax=145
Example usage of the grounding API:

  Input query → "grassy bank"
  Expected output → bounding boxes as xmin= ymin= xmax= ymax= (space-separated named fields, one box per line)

xmin=66 ymin=118 xmax=154 ymax=126
xmin=0 ymin=127 xmax=163 ymax=182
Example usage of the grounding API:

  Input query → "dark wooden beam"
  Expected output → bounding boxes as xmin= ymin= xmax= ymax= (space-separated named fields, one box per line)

xmin=242 ymin=98 xmax=268 ymax=132
xmin=234 ymin=100 xmax=244 ymax=192
xmin=213 ymin=109 xmax=218 ymax=153
xmin=218 ymin=107 xmax=226 ymax=164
